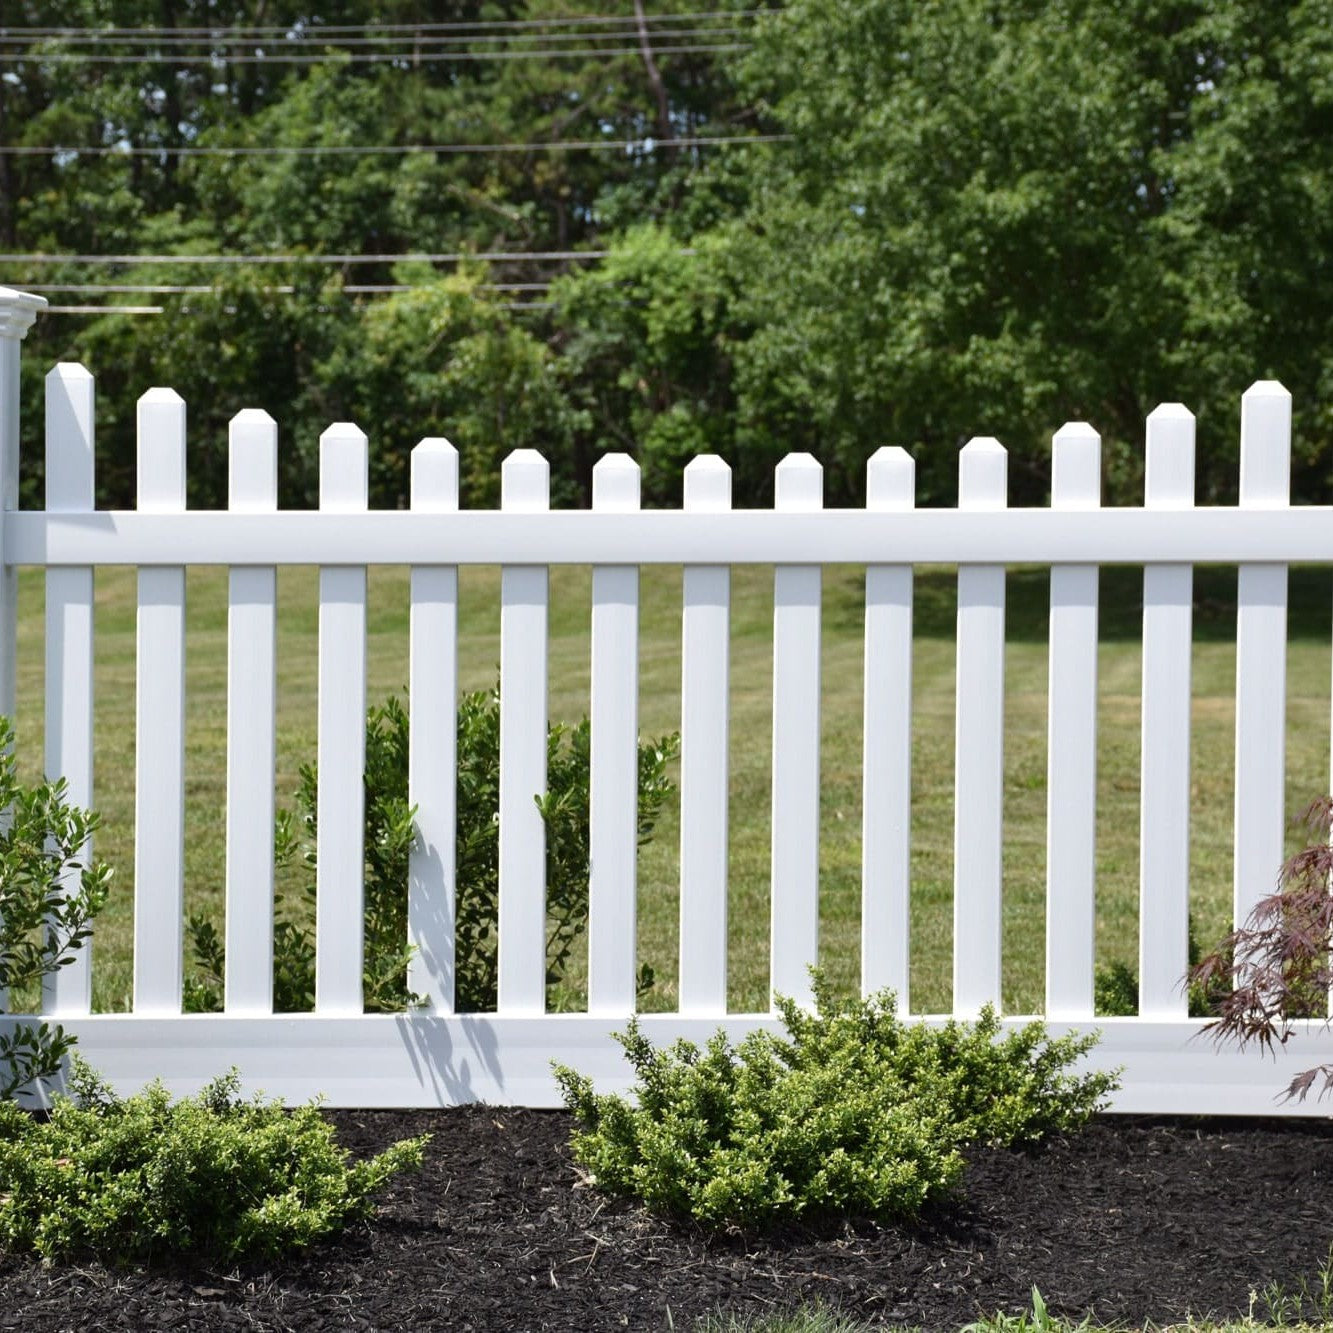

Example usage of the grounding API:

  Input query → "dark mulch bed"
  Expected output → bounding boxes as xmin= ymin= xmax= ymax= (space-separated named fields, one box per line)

xmin=4 ymin=1107 xmax=1333 ymax=1332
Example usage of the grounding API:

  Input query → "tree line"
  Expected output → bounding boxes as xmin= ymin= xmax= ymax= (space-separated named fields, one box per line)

xmin=6 ymin=0 xmax=1332 ymax=512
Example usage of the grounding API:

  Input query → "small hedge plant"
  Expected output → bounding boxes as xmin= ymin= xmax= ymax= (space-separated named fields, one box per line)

xmin=554 ymin=972 xmax=1119 ymax=1230
xmin=0 ymin=1057 xmax=428 ymax=1263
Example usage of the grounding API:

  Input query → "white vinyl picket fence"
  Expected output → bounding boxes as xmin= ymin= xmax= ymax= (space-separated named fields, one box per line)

xmin=2 ymin=285 xmax=1333 ymax=1113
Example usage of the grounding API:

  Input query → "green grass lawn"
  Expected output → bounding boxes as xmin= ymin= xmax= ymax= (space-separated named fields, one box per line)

xmin=10 ymin=562 xmax=1332 ymax=1017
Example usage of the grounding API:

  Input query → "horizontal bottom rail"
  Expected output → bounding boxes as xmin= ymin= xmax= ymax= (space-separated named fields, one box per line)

xmin=5 ymin=1013 xmax=1331 ymax=1115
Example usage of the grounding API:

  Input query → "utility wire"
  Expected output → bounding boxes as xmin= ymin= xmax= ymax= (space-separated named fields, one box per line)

xmin=0 ymin=249 xmax=682 ymax=264
xmin=0 ymin=42 xmax=749 ymax=65
xmin=0 ymin=133 xmax=786 ymax=158
xmin=42 ymin=301 xmax=556 ymax=315
xmin=0 ymin=10 xmax=763 ymax=37
xmin=22 ymin=282 xmax=556 ymax=294
xmin=0 ymin=25 xmax=749 ymax=49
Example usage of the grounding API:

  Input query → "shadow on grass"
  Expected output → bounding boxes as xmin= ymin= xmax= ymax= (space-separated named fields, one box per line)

xmin=826 ymin=565 xmax=1333 ymax=644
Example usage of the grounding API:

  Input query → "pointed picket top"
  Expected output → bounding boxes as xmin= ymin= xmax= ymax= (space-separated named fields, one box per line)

xmin=1240 ymin=380 xmax=1291 ymax=507
xmin=0 ymin=286 xmax=46 ymax=339
xmin=958 ymin=437 xmax=1007 ymax=510
xmin=45 ymin=363 xmax=94 ymax=513
xmin=1145 ymin=403 xmax=1195 ymax=509
xmin=137 ymin=388 xmax=186 ymax=512
xmin=683 ymin=454 xmax=731 ymax=512
xmin=775 ymin=452 xmax=823 ymax=511
xmin=592 ymin=452 xmax=641 ymax=512
xmin=866 ymin=446 xmax=915 ymax=512
xmin=501 ymin=448 xmax=549 ymax=512
xmin=228 ymin=410 xmax=277 ymax=512
xmin=1051 ymin=423 xmax=1100 ymax=510
xmin=411 ymin=438 xmax=459 ymax=512
xmin=319 ymin=422 xmax=368 ymax=512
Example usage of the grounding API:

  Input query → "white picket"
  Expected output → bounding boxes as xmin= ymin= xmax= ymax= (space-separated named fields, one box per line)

xmin=953 ymin=438 xmax=1008 ymax=1017
xmin=588 ymin=453 xmax=641 ymax=1015
xmin=43 ymin=364 xmax=95 ymax=1016
xmin=1139 ymin=404 xmax=1196 ymax=1018
xmin=1233 ymin=382 xmax=1291 ymax=933
xmin=679 ymin=456 xmax=732 ymax=1015
xmin=408 ymin=439 xmax=460 ymax=1014
xmin=498 ymin=450 xmax=550 ymax=1015
xmin=315 ymin=424 xmax=368 ymax=1016
xmin=224 ymin=410 xmax=278 ymax=1015
xmin=1045 ymin=424 xmax=1101 ymax=1020
xmin=861 ymin=447 xmax=915 ymax=1005
xmin=771 ymin=453 xmax=823 ymax=1010
xmin=133 ymin=388 xmax=187 ymax=1015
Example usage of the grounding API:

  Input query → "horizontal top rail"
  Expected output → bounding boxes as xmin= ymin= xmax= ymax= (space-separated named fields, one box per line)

xmin=4 ymin=506 xmax=1329 ymax=567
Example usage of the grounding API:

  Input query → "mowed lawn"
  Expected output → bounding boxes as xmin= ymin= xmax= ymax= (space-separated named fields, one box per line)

xmin=9 ymin=562 xmax=1332 ymax=1017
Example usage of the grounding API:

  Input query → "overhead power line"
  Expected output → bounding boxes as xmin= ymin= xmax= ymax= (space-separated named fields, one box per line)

xmin=0 ymin=133 xmax=787 ymax=158
xmin=42 ymin=301 xmax=556 ymax=315
xmin=0 ymin=42 xmax=749 ymax=65
xmin=0 ymin=248 xmax=691 ymax=264
xmin=23 ymin=282 xmax=555 ymax=294
xmin=0 ymin=10 xmax=763 ymax=38
xmin=0 ymin=25 xmax=749 ymax=49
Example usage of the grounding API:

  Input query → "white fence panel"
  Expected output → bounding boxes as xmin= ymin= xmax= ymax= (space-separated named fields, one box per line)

xmin=1045 ymin=423 xmax=1101 ymax=1020
xmin=133 ymin=388 xmax=187 ymax=1015
xmin=315 ymin=424 xmax=368 ymax=1016
xmin=1233 ymin=382 xmax=1292 ymax=932
xmin=9 ymin=280 xmax=1333 ymax=1118
xmin=953 ymin=438 xmax=1008 ymax=1016
xmin=771 ymin=454 xmax=823 ymax=1009
xmin=679 ymin=456 xmax=732 ymax=1015
xmin=408 ymin=438 xmax=460 ymax=1014
xmin=1139 ymin=404 xmax=1196 ymax=1018
xmin=43 ymin=363 xmax=95 ymax=1015
xmin=588 ymin=454 xmax=641 ymax=1015
xmin=861 ymin=446 xmax=915 ymax=1003
xmin=224 ymin=410 xmax=278 ymax=1015
xmin=498 ymin=450 xmax=550 ymax=1015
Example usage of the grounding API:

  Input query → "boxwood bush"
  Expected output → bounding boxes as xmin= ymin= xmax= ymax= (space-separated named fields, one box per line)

xmin=554 ymin=972 xmax=1119 ymax=1230
xmin=0 ymin=1058 xmax=427 ymax=1263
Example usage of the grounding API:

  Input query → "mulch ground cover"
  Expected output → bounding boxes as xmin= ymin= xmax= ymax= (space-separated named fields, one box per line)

xmin=3 ymin=1107 xmax=1333 ymax=1332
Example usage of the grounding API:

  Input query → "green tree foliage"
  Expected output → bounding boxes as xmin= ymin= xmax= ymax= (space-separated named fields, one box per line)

xmin=7 ymin=1 xmax=1333 ymax=508
xmin=729 ymin=0 xmax=1333 ymax=505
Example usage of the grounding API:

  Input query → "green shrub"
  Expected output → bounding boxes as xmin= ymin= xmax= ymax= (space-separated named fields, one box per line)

xmin=554 ymin=972 xmax=1118 ymax=1230
xmin=186 ymin=689 xmax=678 ymax=1013
xmin=1093 ymin=912 xmax=1236 ymax=1018
xmin=0 ymin=718 xmax=111 ymax=1100
xmin=0 ymin=1056 xmax=428 ymax=1263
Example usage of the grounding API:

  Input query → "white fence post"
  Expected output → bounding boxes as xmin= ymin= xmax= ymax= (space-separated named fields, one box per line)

xmin=589 ymin=453 xmax=641 ymax=1015
xmin=1045 ymin=423 xmax=1101 ymax=1020
xmin=224 ymin=410 xmax=278 ymax=1014
xmin=861 ymin=446 xmax=915 ymax=1005
xmin=315 ymin=423 xmax=368 ymax=1015
xmin=42 ymin=363 xmax=95 ymax=1016
xmin=1234 ymin=381 xmax=1291 ymax=933
xmin=679 ymin=456 xmax=731 ymax=1016
xmin=771 ymin=453 xmax=823 ymax=1009
xmin=133 ymin=388 xmax=187 ymax=1015
xmin=1139 ymin=403 xmax=1195 ymax=1018
xmin=954 ymin=437 xmax=1007 ymax=1017
xmin=498 ymin=450 xmax=549 ymax=1015
xmin=0 ymin=289 xmax=45 ymax=772
xmin=408 ymin=438 xmax=459 ymax=1014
